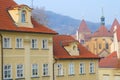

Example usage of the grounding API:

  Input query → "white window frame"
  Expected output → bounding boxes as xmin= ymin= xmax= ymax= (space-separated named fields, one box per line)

xmin=16 ymin=38 xmax=23 ymax=48
xmin=21 ymin=10 xmax=26 ymax=23
xmin=32 ymin=64 xmax=38 ymax=77
xmin=42 ymin=39 xmax=48 ymax=49
xmin=69 ymin=63 xmax=74 ymax=75
xmin=16 ymin=64 xmax=24 ymax=78
xmin=80 ymin=63 xmax=85 ymax=74
xmin=31 ymin=39 xmax=38 ymax=49
xmin=89 ymin=62 xmax=95 ymax=73
xmin=43 ymin=64 xmax=49 ymax=76
xmin=57 ymin=64 xmax=63 ymax=76
xmin=3 ymin=64 xmax=12 ymax=79
xmin=3 ymin=37 xmax=11 ymax=48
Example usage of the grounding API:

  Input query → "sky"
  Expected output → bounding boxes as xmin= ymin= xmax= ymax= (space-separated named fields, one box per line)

xmin=14 ymin=0 xmax=120 ymax=25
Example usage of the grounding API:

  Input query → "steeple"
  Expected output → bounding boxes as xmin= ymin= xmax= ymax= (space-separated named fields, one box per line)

xmin=100 ymin=8 xmax=105 ymax=25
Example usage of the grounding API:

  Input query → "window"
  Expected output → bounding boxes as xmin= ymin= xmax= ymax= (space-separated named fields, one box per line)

xmin=16 ymin=38 xmax=23 ymax=48
xmin=3 ymin=37 xmax=11 ymax=48
xmin=89 ymin=63 xmax=95 ymax=73
xmin=31 ymin=39 xmax=38 ymax=49
xmin=105 ymin=43 xmax=109 ymax=49
xmin=69 ymin=63 xmax=74 ymax=75
xmin=3 ymin=65 xmax=12 ymax=79
xmin=21 ymin=10 xmax=26 ymax=23
xmin=42 ymin=39 xmax=48 ymax=49
xmin=32 ymin=64 xmax=38 ymax=77
xmin=17 ymin=64 xmax=24 ymax=78
xmin=57 ymin=64 xmax=63 ymax=76
xmin=80 ymin=63 xmax=85 ymax=74
xmin=43 ymin=64 xmax=49 ymax=76
xmin=99 ymin=44 xmax=101 ymax=49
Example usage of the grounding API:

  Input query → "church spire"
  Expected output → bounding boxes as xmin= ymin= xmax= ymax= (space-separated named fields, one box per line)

xmin=100 ymin=8 xmax=105 ymax=25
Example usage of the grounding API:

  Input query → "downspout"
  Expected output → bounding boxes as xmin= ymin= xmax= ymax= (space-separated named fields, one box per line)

xmin=53 ymin=58 xmax=57 ymax=80
xmin=0 ymin=33 xmax=3 ymax=80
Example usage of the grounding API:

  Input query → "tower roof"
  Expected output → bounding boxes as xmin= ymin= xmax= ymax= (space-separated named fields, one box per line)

xmin=78 ymin=19 xmax=91 ymax=33
xmin=110 ymin=18 xmax=119 ymax=33
xmin=92 ymin=25 xmax=112 ymax=37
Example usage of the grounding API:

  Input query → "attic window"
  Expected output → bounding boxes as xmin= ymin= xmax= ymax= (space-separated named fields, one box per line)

xmin=73 ymin=46 xmax=76 ymax=51
xmin=21 ymin=10 xmax=26 ymax=23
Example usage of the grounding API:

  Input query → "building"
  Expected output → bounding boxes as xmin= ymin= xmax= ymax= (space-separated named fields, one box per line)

xmin=53 ymin=35 xmax=99 ymax=80
xmin=76 ymin=19 xmax=91 ymax=44
xmin=0 ymin=0 xmax=57 ymax=80
xmin=85 ymin=16 xmax=113 ymax=57
xmin=99 ymin=25 xmax=120 ymax=80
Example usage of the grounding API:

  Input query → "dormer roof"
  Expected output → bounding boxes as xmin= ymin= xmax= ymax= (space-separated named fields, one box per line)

xmin=110 ymin=18 xmax=119 ymax=33
xmin=92 ymin=25 xmax=112 ymax=37
xmin=0 ymin=0 xmax=57 ymax=34
xmin=78 ymin=19 xmax=91 ymax=33
xmin=53 ymin=35 xmax=99 ymax=59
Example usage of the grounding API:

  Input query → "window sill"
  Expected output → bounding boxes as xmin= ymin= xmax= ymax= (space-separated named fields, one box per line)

xmin=42 ymin=75 xmax=50 ymax=77
xmin=68 ymin=74 xmax=75 ymax=76
xmin=89 ymin=72 xmax=95 ymax=74
xmin=15 ymin=77 xmax=25 ymax=80
xmin=41 ymin=48 xmax=49 ymax=50
xmin=31 ymin=76 xmax=40 ymax=78
xmin=79 ymin=73 xmax=86 ymax=75
xmin=30 ymin=48 xmax=39 ymax=50
xmin=15 ymin=48 xmax=24 ymax=49
xmin=56 ymin=75 xmax=64 ymax=77
xmin=3 ymin=48 xmax=12 ymax=49
xmin=3 ymin=79 xmax=13 ymax=80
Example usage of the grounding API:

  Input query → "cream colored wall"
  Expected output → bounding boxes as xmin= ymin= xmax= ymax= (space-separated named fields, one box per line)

xmin=64 ymin=42 xmax=79 ymax=56
xmin=85 ymin=37 xmax=113 ymax=56
xmin=0 ymin=31 xmax=54 ymax=80
xmin=8 ymin=7 xmax=33 ymax=28
xmin=99 ymin=68 xmax=120 ymax=80
xmin=55 ymin=59 xmax=99 ymax=80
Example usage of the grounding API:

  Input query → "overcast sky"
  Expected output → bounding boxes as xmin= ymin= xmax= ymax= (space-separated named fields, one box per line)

xmin=14 ymin=0 xmax=120 ymax=24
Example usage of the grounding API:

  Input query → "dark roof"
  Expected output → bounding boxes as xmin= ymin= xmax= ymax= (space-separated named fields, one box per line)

xmin=53 ymin=35 xmax=99 ymax=59
xmin=0 ymin=0 xmax=57 ymax=34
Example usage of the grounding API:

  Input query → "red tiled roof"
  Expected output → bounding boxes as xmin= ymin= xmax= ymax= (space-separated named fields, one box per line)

xmin=78 ymin=19 xmax=91 ymax=33
xmin=0 ymin=0 xmax=57 ymax=34
xmin=53 ymin=35 xmax=99 ymax=59
xmin=99 ymin=51 xmax=120 ymax=68
xmin=92 ymin=25 xmax=112 ymax=37
xmin=110 ymin=18 xmax=119 ymax=33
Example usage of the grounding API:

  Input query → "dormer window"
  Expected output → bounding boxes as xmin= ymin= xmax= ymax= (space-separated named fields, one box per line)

xmin=21 ymin=10 xmax=26 ymax=23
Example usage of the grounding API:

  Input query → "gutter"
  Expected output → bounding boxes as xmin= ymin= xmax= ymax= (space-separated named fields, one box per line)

xmin=53 ymin=58 xmax=57 ymax=80
xmin=0 ymin=33 xmax=3 ymax=80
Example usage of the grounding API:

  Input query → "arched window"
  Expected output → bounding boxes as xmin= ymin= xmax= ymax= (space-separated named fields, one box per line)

xmin=21 ymin=10 xmax=26 ymax=23
xmin=105 ymin=43 xmax=109 ymax=49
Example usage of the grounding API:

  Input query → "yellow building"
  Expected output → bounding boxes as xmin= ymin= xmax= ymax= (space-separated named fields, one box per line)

xmin=53 ymin=35 xmax=99 ymax=80
xmin=0 ymin=0 xmax=57 ymax=80
xmin=85 ymin=16 xmax=113 ymax=57
xmin=99 ymin=25 xmax=120 ymax=80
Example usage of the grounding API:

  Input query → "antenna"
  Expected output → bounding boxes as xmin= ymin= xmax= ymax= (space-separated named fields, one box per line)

xmin=31 ymin=0 xmax=33 ymax=8
xmin=102 ymin=8 xmax=104 ymax=16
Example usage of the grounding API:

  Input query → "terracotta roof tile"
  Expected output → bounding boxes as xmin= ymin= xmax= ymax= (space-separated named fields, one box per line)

xmin=99 ymin=51 xmax=120 ymax=68
xmin=78 ymin=19 xmax=91 ymax=33
xmin=92 ymin=25 xmax=112 ymax=37
xmin=110 ymin=18 xmax=119 ymax=33
xmin=0 ymin=0 xmax=57 ymax=34
xmin=53 ymin=35 xmax=99 ymax=59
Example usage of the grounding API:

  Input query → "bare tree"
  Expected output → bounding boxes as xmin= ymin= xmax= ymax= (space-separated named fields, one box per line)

xmin=32 ymin=7 xmax=48 ymax=26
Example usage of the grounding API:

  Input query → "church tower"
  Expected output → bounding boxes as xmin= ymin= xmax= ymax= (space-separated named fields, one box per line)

xmin=101 ymin=8 xmax=105 ymax=25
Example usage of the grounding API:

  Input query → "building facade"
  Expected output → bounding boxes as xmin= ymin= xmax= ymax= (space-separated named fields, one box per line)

xmin=53 ymin=35 xmax=99 ymax=80
xmin=0 ymin=0 xmax=57 ymax=80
